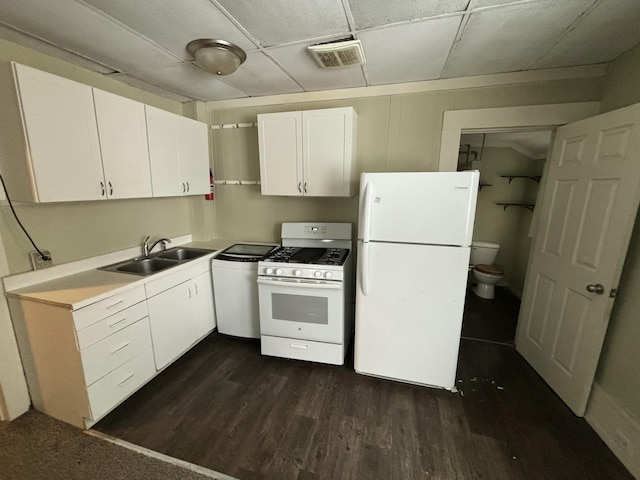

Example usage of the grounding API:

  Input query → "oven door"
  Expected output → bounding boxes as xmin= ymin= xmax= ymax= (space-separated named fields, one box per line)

xmin=258 ymin=277 xmax=344 ymax=343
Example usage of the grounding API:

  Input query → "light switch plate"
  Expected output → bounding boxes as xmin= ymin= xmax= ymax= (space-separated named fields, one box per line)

xmin=30 ymin=250 xmax=53 ymax=270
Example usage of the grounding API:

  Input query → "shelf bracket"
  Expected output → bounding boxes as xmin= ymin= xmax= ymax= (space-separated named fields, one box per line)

xmin=495 ymin=202 xmax=535 ymax=212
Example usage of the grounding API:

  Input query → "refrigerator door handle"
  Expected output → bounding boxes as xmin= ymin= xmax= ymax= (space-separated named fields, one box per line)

xmin=361 ymin=181 xmax=372 ymax=243
xmin=360 ymin=241 xmax=370 ymax=296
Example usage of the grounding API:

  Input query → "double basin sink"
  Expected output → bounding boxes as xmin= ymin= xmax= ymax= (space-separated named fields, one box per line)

xmin=99 ymin=247 xmax=213 ymax=276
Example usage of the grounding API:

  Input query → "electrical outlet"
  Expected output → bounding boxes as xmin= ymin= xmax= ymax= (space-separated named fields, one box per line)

xmin=30 ymin=250 xmax=53 ymax=270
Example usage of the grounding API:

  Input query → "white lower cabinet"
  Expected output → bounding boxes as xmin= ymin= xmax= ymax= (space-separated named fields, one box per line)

xmin=8 ymin=255 xmax=216 ymax=429
xmin=145 ymin=260 xmax=215 ymax=370
xmin=192 ymin=271 xmax=216 ymax=339
xmin=147 ymin=279 xmax=199 ymax=370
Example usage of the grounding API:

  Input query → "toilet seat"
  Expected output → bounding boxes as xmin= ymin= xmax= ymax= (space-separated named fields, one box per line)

xmin=474 ymin=264 xmax=502 ymax=276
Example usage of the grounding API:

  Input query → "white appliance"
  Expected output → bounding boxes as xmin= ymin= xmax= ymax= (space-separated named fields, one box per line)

xmin=257 ymin=223 xmax=353 ymax=365
xmin=354 ymin=171 xmax=479 ymax=390
xmin=212 ymin=243 xmax=278 ymax=338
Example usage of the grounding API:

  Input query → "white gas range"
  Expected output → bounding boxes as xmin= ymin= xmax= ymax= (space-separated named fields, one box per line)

xmin=257 ymin=223 xmax=353 ymax=365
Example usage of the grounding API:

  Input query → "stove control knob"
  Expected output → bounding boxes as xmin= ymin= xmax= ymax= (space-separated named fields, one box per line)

xmin=294 ymin=269 xmax=303 ymax=277
xmin=265 ymin=268 xmax=274 ymax=275
xmin=275 ymin=268 xmax=283 ymax=276
xmin=313 ymin=271 xmax=322 ymax=278
xmin=325 ymin=271 xmax=333 ymax=279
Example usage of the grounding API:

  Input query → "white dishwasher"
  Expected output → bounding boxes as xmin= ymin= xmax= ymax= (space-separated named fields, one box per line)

xmin=212 ymin=243 xmax=278 ymax=338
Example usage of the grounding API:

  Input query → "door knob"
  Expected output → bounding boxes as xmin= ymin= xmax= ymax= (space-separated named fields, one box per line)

xmin=586 ymin=284 xmax=605 ymax=294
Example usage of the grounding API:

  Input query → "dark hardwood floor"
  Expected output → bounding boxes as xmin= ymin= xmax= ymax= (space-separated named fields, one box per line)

xmin=93 ymin=288 xmax=632 ymax=480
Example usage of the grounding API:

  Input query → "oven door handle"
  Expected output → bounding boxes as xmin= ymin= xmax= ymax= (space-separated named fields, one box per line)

xmin=257 ymin=277 xmax=342 ymax=290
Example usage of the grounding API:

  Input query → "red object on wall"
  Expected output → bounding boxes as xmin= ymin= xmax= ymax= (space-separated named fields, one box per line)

xmin=205 ymin=169 xmax=214 ymax=200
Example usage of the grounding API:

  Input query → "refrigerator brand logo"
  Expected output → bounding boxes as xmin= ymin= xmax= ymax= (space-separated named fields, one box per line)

xmin=454 ymin=186 xmax=469 ymax=190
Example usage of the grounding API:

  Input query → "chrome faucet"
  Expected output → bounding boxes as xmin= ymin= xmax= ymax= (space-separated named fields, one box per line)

xmin=142 ymin=236 xmax=172 ymax=257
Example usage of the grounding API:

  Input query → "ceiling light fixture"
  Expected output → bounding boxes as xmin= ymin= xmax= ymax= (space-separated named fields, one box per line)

xmin=187 ymin=39 xmax=246 ymax=76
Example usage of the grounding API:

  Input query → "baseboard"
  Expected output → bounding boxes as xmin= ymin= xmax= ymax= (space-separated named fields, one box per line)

xmin=585 ymin=384 xmax=640 ymax=478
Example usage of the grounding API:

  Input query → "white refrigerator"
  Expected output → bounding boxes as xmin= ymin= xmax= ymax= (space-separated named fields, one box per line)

xmin=354 ymin=171 xmax=479 ymax=390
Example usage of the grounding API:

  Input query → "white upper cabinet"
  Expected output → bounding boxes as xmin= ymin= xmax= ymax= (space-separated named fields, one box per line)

xmin=258 ymin=107 xmax=357 ymax=197
xmin=1 ymin=63 xmax=105 ymax=202
xmin=176 ymin=115 xmax=210 ymax=196
xmin=146 ymin=105 xmax=210 ymax=197
xmin=93 ymin=89 xmax=152 ymax=199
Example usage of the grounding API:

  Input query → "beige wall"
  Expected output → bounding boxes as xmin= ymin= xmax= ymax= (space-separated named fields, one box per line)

xmin=207 ymin=79 xmax=601 ymax=242
xmin=460 ymin=146 xmax=544 ymax=296
xmin=593 ymin=44 xmax=640 ymax=421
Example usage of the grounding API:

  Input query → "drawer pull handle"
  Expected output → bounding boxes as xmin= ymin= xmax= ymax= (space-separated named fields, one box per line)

xmin=290 ymin=343 xmax=308 ymax=350
xmin=106 ymin=300 xmax=124 ymax=309
xmin=108 ymin=317 xmax=128 ymax=328
xmin=118 ymin=373 xmax=135 ymax=386
xmin=111 ymin=342 xmax=130 ymax=354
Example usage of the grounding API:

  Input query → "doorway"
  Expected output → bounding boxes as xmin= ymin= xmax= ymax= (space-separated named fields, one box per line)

xmin=457 ymin=130 xmax=552 ymax=345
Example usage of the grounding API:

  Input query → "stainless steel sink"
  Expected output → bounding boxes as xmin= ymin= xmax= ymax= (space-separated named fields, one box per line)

xmin=113 ymin=257 xmax=178 ymax=275
xmin=98 ymin=246 xmax=213 ymax=276
xmin=157 ymin=247 xmax=211 ymax=261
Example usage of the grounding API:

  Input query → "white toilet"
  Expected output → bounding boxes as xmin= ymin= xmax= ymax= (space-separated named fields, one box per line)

xmin=470 ymin=241 xmax=503 ymax=299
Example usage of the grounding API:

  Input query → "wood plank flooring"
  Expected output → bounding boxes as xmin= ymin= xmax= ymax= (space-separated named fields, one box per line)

xmin=94 ymin=287 xmax=632 ymax=480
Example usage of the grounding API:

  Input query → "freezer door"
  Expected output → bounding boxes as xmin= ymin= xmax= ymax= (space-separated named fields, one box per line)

xmin=354 ymin=240 xmax=470 ymax=389
xmin=358 ymin=171 xmax=479 ymax=246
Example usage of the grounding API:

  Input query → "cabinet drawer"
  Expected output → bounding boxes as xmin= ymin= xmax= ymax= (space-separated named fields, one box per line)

xmin=73 ymin=285 xmax=146 ymax=330
xmin=261 ymin=335 xmax=346 ymax=365
xmin=76 ymin=301 xmax=148 ymax=349
xmin=81 ymin=317 xmax=152 ymax=386
xmin=87 ymin=340 xmax=155 ymax=421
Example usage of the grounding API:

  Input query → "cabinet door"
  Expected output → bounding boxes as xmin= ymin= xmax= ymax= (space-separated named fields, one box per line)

xmin=190 ymin=271 xmax=216 ymax=339
xmin=93 ymin=89 xmax=152 ymax=199
xmin=303 ymin=108 xmax=354 ymax=197
xmin=146 ymin=105 xmax=181 ymax=197
xmin=147 ymin=281 xmax=198 ymax=370
xmin=176 ymin=115 xmax=210 ymax=196
xmin=14 ymin=64 xmax=105 ymax=202
xmin=258 ymin=111 xmax=303 ymax=196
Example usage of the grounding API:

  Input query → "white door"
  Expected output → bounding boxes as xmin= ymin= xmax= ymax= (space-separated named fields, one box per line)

xmin=303 ymin=108 xmax=351 ymax=197
xmin=14 ymin=64 xmax=105 ymax=202
xmin=93 ymin=89 xmax=152 ymax=199
xmin=355 ymin=241 xmax=470 ymax=390
xmin=516 ymin=104 xmax=640 ymax=415
xmin=189 ymin=271 xmax=216 ymax=339
xmin=147 ymin=282 xmax=198 ymax=370
xmin=146 ymin=105 xmax=181 ymax=197
xmin=176 ymin=115 xmax=210 ymax=196
xmin=257 ymin=111 xmax=303 ymax=196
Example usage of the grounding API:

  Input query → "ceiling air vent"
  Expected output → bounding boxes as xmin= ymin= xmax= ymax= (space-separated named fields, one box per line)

xmin=308 ymin=39 xmax=366 ymax=68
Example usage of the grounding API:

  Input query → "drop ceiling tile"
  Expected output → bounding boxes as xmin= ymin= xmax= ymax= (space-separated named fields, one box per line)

xmin=216 ymin=0 xmax=350 ymax=47
xmin=442 ymin=0 xmax=595 ymax=78
xmin=359 ymin=15 xmax=462 ymax=86
xmin=125 ymin=64 xmax=249 ymax=101
xmin=83 ymin=0 xmax=258 ymax=57
xmin=533 ymin=0 xmax=640 ymax=69
xmin=0 ymin=0 xmax=179 ymax=72
xmin=109 ymin=74 xmax=193 ymax=102
xmin=221 ymin=51 xmax=304 ymax=97
xmin=268 ymin=42 xmax=366 ymax=91
xmin=467 ymin=0 xmax=532 ymax=9
xmin=348 ymin=0 xmax=468 ymax=29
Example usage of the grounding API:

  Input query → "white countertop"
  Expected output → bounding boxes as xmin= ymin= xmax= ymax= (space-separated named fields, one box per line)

xmin=4 ymin=238 xmax=249 ymax=310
